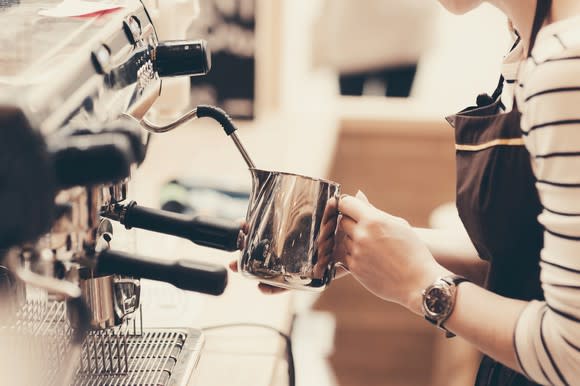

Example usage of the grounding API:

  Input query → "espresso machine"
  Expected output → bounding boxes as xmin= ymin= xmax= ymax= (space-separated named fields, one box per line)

xmin=0 ymin=1 xmax=243 ymax=385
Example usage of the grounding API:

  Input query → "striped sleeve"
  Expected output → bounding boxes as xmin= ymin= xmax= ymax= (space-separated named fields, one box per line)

xmin=515 ymin=36 xmax=580 ymax=386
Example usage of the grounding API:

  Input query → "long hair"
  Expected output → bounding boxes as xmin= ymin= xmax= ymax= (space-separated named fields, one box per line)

xmin=529 ymin=0 xmax=552 ymax=54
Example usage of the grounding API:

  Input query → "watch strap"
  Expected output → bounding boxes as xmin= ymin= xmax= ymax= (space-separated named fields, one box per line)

xmin=440 ymin=275 xmax=469 ymax=338
xmin=424 ymin=274 xmax=470 ymax=338
xmin=441 ymin=274 xmax=470 ymax=287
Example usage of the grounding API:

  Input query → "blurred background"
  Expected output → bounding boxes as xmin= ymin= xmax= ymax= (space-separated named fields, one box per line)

xmin=145 ymin=0 xmax=513 ymax=385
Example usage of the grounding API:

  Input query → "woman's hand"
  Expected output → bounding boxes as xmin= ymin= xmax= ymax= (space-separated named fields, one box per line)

xmin=228 ymin=260 xmax=289 ymax=294
xmin=337 ymin=191 xmax=449 ymax=314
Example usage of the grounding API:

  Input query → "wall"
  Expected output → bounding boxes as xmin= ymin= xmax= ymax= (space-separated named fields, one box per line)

xmin=279 ymin=1 xmax=512 ymax=113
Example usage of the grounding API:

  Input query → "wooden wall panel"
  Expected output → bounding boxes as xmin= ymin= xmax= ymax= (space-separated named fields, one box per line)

xmin=329 ymin=120 xmax=456 ymax=227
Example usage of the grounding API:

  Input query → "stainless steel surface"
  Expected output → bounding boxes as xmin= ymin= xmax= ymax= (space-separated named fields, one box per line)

xmin=0 ymin=0 xmax=160 ymax=135
xmin=51 ymin=185 xmax=107 ymax=261
xmin=0 ymin=299 xmax=72 ymax=386
xmin=103 ymin=182 xmax=129 ymax=207
xmin=230 ymin=132 xmax=256 ymax=169
xmin=74 ymin=328 xmax=203 ymax=386
xmin=80 ymin=275 xmax=141 ymax=330
xmin=77 ymin=309 xmax=142 ymax=378
xmin=240 ymin=169 xmax=341 ymax=291
xmin=138 ymin=104 xmax=257 ymax=168
xmin=0 ymin=296 xmax=200 ymax=386
xmin=137 ymin=108 xmax=199 ymax=133
xmin=0 ymin=265 xmax=26 ymax=316
xmin=5 ymin=247 xmax=81 ymax=300
xmin=0 ymin=2 xmax=208 ymax=385
xmin=123 ymin=16 xmax=142 ymax=45
xmin=113 ymin=277 xmax=141 ymax=322
xmin=93 ymin=44 xmax=113 ymax=74
xmin=79 ymin=328 xmax=130 ymax=377
xmin=138 ymin=107 xmax=256 ymax=168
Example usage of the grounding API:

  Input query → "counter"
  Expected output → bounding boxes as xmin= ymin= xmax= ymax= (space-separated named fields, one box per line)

xmin=126 ymin=108 xmax=340 ymax=386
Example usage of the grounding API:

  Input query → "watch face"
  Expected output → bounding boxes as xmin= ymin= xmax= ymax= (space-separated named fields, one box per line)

xmin=424 ymin=285 xmax=452 ymax=318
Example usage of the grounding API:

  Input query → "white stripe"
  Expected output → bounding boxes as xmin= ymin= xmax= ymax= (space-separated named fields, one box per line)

xmin=538 ymin=186 xmax=580 ymax=214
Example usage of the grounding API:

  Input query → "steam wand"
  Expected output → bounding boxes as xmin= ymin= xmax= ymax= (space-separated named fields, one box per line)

xmin=136 ymin=105 xmax=256 ymax=169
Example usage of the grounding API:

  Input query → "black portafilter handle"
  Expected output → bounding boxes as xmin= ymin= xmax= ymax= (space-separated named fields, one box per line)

xmin=49 ymin=132 xmax=136 ymax=189
xmin=111 ymin=201 xmax=242 ymax=252
xmin=154 ymin=40 xmax=211 ymax=78
xmin=96 ymin=249 xmax=228 ymax=296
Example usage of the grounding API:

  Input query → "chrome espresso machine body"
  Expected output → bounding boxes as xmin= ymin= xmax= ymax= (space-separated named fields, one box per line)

xmin=0 ymin=1 xmax=242 ymax=385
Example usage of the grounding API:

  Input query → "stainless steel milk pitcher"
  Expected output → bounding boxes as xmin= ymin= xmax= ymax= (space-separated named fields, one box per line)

xmin=239 ymin=169 xmax=341 ymax=291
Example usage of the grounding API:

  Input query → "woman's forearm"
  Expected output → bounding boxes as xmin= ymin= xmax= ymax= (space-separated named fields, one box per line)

xmin=414 ymin=227 xmax=489 ymax=285
xmin=337 ymin=195 xmax=565 ymax=384
xmin=448 ymin=283 xmax=527 ymax=371
xmin=406 ymin=279 xmax=527 ymax=372
xmin=409 ymin=227 xmax=524 ymax=370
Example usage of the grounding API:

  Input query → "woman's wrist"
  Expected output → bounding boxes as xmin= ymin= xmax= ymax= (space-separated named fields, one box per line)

xmin=413 ymin=227 xmax=486 ymax=284
xmin=405 ymin=264 xmax=452 ymax=315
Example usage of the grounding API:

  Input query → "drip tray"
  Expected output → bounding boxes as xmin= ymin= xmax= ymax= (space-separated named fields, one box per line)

xmin=74 ymin=328 xmax=203 ymax=386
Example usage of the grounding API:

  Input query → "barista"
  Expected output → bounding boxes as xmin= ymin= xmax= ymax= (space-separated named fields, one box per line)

xmin=233 ymin=0 xmax=580 ymax=385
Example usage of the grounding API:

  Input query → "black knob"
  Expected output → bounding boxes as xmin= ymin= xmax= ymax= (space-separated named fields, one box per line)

xmin=154 ymin=40 xmax=211 ymax=77
xmin=65 ymin=118 xmax=147 ymax=165
xmin=0 ymin=106 xmax=56 ymax=248
xmin=49 ymin=133 xmax=135 ymax=188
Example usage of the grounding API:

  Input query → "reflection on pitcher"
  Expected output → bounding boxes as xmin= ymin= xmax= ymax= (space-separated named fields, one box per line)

xmin=239 ymin=168 xmax=341 ymax=291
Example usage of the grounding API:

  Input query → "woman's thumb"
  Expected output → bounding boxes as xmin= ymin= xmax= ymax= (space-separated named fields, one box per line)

xmin=355 ymin=190 xmax=369 ymax=203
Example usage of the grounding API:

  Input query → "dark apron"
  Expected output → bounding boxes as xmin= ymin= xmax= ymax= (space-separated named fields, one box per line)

xmin=445 ymin=1 xmax=551 ymax=385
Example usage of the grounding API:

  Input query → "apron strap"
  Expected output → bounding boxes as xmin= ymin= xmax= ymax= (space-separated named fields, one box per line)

xmin=483 ymin=0 xmax=551 ymax=106
xmin=490 ymin=36 xmax=522 ymax=102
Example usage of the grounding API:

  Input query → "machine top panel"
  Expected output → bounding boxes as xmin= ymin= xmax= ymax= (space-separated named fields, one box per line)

xmin=0 ymin=0 xmax=139 ymax=84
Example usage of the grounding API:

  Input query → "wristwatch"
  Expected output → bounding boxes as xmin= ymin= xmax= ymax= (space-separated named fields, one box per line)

xmin=421 ymin=274 xmax=470 ymax=338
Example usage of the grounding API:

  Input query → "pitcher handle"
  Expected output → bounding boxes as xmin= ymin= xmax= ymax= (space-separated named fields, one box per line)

xmin=325 ymin=261 xmax=350 ymax=286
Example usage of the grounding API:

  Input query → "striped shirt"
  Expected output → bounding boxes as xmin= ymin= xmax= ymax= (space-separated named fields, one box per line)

xmin=504 ymin=15 xmax=580 ymax=386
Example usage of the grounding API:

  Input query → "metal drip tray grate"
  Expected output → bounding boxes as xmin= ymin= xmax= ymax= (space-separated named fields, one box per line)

xmin=74 ymin=329 xmax=203 ymax=386
xmin=0 ymin=299 xmax=203 ymax=386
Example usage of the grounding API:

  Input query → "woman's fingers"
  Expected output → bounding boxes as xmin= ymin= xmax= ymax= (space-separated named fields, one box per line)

xmin=334 ymin=263 xmax=350 ymax=279
xmin=355 ymin=190 xmax=369 ymax=203
xmin=235 ymin=218 xmax=249 ymax=233
xmin=339 ymin=195 xmax=366 ymax=221
xmin=258 ymin=283 xmax=288 ymax=294
xmin=229 ymin=260 xmax=288 ymax=294
xmin=317 ymin=236 xmax=335 ymax=257
xmin=321 ymin=196 xmax=339 ymax=225
xmin=339 ymin=194 xmax=374 ymax=222
xmin=319 ymin=211 xmax=339 ymax=242
xmin=338 ymin=214 xmax=357 ymax=237
xmin=343 ymin=234 xmax=353 ymax=255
